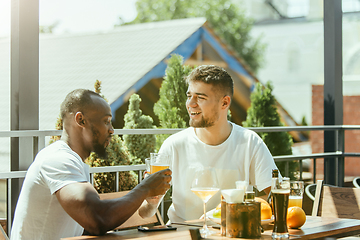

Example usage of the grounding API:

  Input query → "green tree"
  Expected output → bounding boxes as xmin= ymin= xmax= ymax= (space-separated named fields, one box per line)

xmin=300 ymin=115 xmax=310 ymax=139
xmin=153 ymin=54 xmax=193 ymax=149
xmin=50 ymin=80 xmax=138 ymax=193
xmin=85 ymin=137 xmax=138 ymax=193
xmin=243 ymin=82 xmax=296 ymax=179
xmin=123 ymin=93 xmax=156 ymax=164
xmin=39 ymin=21 xmax=59 ymax=34
xmin=127 ymin=0 xmax=266 ymax=73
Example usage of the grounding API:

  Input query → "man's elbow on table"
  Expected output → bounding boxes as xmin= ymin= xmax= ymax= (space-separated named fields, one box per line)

xmin=83 ymin=216 xmax=109 ymax=236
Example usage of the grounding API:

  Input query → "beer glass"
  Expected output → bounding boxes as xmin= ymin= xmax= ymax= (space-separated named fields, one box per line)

xmin=191 ymin=167 xmax=220 ymax=238
xmin=289 ymin=181 xmax=304 ymax=208
xmin=271 ymin=177 xmax=290 ymax=240
xmin=148 ymin=153 xmax=170 ymax=174
xmin=145 ymin=158 xmax=151 ymax=173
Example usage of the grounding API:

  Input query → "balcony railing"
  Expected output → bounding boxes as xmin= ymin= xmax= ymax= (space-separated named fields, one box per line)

xmin=1 ymin=125 xmax=360 ymax=235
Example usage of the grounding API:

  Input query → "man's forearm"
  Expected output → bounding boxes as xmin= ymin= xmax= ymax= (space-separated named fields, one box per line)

xmin=138 ymin=196 xmax=162 ymax=219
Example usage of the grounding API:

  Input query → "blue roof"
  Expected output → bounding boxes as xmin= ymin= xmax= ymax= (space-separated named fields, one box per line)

xmin=110 ymin=23 xmax=257 ymax=120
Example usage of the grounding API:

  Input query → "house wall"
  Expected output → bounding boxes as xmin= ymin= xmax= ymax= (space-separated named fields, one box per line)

xmin=311 ymin=85 xmax=360 ymax=178
xmin=250 ymin=13 xmax=360 ymax=125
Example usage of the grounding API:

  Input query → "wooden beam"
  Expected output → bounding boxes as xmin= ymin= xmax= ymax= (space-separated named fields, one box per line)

xmin=232 ymin=88 xmax=250 ymax=111
xmin=184 ymin=59 xmax=227 ymax=68
xmin=232 ymin=71 xmax=253 ymax=89
xmin=195 ymin=43 xmax=202 ymax=61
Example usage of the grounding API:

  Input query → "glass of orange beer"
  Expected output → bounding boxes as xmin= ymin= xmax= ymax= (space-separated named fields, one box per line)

xmin=289 ymin=181 xmax=304 ymax=208
xmin=148 ymin=153 xmax=170 ymax=174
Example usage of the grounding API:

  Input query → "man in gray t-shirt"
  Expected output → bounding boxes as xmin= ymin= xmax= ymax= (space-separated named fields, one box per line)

xmin=11 ymin=89 xmax=172 ymax=239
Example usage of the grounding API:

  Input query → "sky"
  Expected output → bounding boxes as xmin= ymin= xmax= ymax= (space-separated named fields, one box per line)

xmin=1 ymin=0 xmax=360 ymax=37
xmin=0 ymin=0 xmax=138 ymax=37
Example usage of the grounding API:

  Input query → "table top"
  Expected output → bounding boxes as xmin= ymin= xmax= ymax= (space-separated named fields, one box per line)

xmin=62 ymin=216 xmax=360 ymax=240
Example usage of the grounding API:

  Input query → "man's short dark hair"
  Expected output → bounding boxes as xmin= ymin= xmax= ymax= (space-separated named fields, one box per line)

xmin=60 ymin=89 xmax=101 ymax=119
xmin=186 ymin=65 xmax=234 ymax=98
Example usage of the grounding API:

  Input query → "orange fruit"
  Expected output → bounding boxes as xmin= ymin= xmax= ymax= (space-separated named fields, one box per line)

xmin=287 ymin=206 xmax=306 ymax=229
xmin=255 ymin=197 xmax=272 ymax=220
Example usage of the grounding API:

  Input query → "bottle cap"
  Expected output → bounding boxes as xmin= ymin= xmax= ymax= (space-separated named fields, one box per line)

xmin=272 ymin=169 xmax=279 ymax=178
xmin=245 ymin=192 xmax=255 ymax=202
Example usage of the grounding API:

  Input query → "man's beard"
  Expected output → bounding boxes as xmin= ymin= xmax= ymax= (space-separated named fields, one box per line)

xmin=189 ymin=108 xmax=218 ymax=128
xmin=91 ymin=125 xmax=109 ymax=159
xmin=93 ymin=142 xmax=108 ymax=159
xmin=189 ymin=117 xmax=215 ymax=128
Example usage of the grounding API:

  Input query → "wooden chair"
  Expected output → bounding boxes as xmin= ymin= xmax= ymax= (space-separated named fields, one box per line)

xmin=99 ymin=191 xmax=164 ymax=231
xmin=305 ymin=183 xmax=316 ymax=201
xmin=312 ymin=180 xmax=360 ymax=219
xmin=353 ymin=177 xmax=360 ymax=188
xmin=0 ymin=225 xmax=9 ymax=240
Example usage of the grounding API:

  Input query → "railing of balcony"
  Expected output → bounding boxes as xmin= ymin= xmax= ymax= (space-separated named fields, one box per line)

xmin=1 ymin=125 xmax=360 ymax=235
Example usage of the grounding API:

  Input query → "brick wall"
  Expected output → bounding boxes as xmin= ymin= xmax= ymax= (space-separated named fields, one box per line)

xmin=311 ymin=85 xmax=360 ymax=178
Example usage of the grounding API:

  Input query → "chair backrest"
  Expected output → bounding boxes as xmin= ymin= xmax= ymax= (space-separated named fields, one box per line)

xmin=99 ymin=191 xmax=164 ymax=230
xmin=353 ymin=177 xmax=360 ymax=188
xmin=305 ymin=183 xmax=316 ymax=201
xmin=312 ymin=180 xmax=360 ymax=219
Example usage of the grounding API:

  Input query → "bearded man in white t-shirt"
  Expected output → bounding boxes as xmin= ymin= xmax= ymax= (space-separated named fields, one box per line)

xmin=11 ymin=89 xmax=172 ymax=239
xmin=139 ymin=65 xmax=278 ymax=223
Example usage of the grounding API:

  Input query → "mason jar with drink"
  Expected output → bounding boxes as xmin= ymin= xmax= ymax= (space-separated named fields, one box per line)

xmin=289 ymin=181 xmax=304 ymax=208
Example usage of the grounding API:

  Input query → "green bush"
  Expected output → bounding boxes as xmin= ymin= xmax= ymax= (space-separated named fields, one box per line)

xmin=123 ymin=93 xmax=156 ymax=164
xmin=243 ymin=82 xmax=296 ymax=179
xmin=85 ymin=135 xmax=138 ymax=193
xmin=153 ymin=54 xmax=193 ymax=149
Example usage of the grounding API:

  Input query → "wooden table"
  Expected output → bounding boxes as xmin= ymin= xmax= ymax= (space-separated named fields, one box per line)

xmin=62 ymin=216 xmax=360 ymax=240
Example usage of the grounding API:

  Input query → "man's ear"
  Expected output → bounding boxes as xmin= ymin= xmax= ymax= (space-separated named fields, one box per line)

xmin=221 ymin=96 xmax=231 ymax=109
xmin=75 ymin=112 xmax=85 ymax=127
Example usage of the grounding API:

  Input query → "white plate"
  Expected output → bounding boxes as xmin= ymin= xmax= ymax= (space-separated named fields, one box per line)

xmin=208 ymin=216 xmax=274 ymax=225
xmin=208 ymin=216 xmax=221 ymax=224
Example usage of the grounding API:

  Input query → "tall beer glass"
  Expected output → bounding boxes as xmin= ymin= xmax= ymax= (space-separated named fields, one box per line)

xmin=271 ymin=177 xmax=290 ymax=239
xmin=149 ymin=153 xmax=170 ymax=174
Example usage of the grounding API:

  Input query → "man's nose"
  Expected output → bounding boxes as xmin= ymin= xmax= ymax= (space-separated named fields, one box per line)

xmin=109 ymin=124 xmax=115 ymax=134
xmin=187 ymin=97 xmax=197 ymax=107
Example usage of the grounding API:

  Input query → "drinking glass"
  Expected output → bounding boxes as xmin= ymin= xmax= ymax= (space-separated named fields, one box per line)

xmin=145 ymin=158 xmax=151 ymax=173
xmin=148 ymin=153 xmax=170 ymax=174
xmin=191 ymin=167 xmax=220 ymax=238
xmin=271 ymin=177 xmax=290 ymax=240
xmin=289 ymin=181 xmax=304 ymax=208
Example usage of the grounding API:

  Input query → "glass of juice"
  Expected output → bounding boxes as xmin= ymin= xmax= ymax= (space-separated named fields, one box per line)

xmin=289 ymin=181 xmax=304 ymax=208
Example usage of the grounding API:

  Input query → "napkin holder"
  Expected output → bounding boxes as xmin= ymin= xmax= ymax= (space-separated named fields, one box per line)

xmin=221 ymin=189 xmax=245 ymax=236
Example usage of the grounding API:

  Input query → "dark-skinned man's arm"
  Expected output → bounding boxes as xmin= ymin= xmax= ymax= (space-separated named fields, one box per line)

xmin=56 ymin=169 xmax=171 ymax=235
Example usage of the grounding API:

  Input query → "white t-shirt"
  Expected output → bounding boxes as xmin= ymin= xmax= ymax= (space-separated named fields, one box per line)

xmin=159 ymin=122 xmax=277 ymax=222
xmin=11 ymin=140 xmax=90 ymax=240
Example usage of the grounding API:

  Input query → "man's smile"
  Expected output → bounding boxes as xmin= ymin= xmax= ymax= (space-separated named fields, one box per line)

xmin=190 ymin=111 xmax=201 ymax=116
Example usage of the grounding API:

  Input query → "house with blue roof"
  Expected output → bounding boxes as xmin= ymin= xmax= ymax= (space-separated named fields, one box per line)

xmin=0 ymin=17 xmax=303 ymax=172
